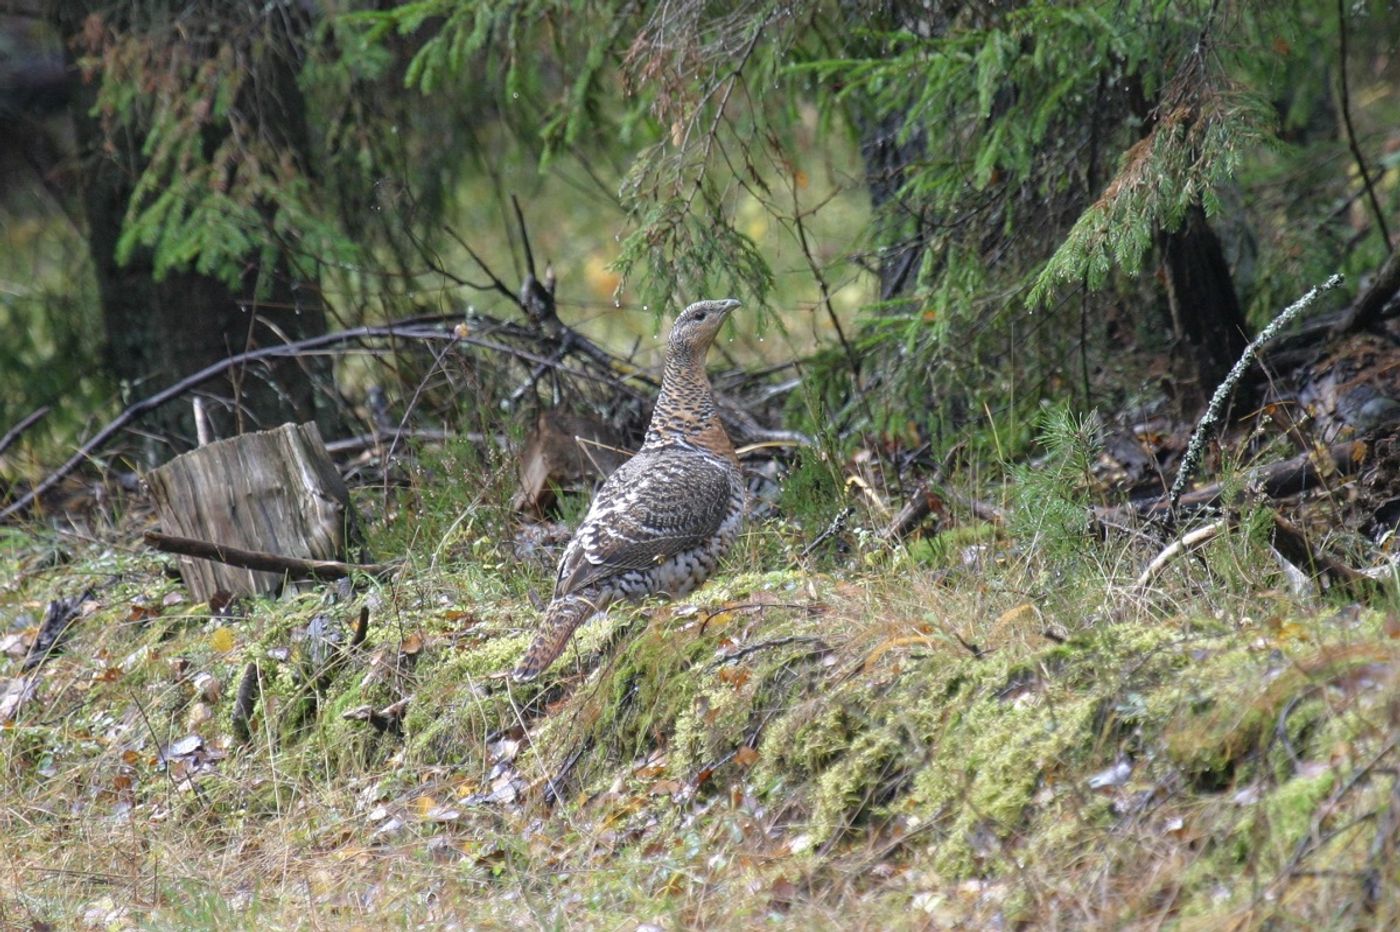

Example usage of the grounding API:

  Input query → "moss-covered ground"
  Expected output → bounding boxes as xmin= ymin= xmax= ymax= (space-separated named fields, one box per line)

xmin=3 ymin=465 xmax=1399 ymax=929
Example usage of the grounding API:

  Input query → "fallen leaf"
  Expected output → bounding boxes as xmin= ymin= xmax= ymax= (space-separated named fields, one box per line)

xmin=734 ymin=745 xmax=760 ymax=768
xmin=718 ymin=666 xmax=751 ymax=688
xmin=647 ymin=779 xmax=682 ymax=797
xmin=0 ymin=677 xmax=38 ymax=722
xmin=210 ymin=627 xmax=235 ymax=653
xmin=1088 ymin=760 xmax=1132 ymax=790
xmin=128 ymin=601 xmax=162 ymax=622
xmin=0 ymin=632 xmax=32 ymax=659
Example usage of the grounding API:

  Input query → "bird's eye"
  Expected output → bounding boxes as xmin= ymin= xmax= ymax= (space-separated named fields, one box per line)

xmin=695 ymin=312 xmax=707 ymax=321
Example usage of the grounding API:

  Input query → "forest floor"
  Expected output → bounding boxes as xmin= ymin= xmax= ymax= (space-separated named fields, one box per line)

xmin=3 ymin=432 xmax=1400 ymax=930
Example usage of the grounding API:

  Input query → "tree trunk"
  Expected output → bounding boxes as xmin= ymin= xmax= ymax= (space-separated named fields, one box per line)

xmin=49 ymin=1 xmax=332 ymax=460
xmin=855 ymin=107 xmax=929 ymax=305
xmin=844 ymin=1 xmax=958 ymax=307
xmin=1160 ymin=202 xmax=1252 ymax=412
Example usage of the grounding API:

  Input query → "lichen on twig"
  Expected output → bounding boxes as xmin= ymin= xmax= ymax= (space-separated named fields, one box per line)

xmin=1169 ymin=274 xmax=1344 ymax=509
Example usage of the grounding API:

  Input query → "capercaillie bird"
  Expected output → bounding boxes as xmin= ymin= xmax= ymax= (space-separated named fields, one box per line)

xmin=511 ymin=298 xmax=747 ymax=681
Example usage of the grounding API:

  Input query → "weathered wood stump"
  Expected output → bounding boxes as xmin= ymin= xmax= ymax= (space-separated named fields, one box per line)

xmin=147 ymin=422 xmax=357 ymax=600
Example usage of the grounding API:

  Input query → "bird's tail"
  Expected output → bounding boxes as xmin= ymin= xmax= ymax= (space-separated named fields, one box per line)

xmin=511 ymin=592 xmax=603 ymax=682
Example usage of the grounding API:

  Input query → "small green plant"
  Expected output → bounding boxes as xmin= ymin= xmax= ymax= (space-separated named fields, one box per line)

xmin=1007 ymin=404 xmax=1103 ymax=566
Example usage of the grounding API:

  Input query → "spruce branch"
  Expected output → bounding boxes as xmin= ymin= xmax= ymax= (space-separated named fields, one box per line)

xmin=1169 ymin=274 xmax=1344 ymax=510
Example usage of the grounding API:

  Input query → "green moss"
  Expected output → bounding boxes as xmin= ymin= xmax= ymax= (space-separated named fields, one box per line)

xmin=7 ymin=510 xmax=1400 ymax=926
xmin=1260 ymin=767 xmax=1338 ymax=857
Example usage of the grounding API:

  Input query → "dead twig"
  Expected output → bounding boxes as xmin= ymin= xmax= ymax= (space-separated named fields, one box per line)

xmin=1334 ymin=249 xmax=1400 ymax=335
xmin=323 ymin=428 xmax=460 ymax=457
xmin=1335 ymin=0 xmax=1391 ymax=251
xmin=1135 ymin=509 xmax=1378 ymax=595
xmin=144 ymin=530 xmax=398 ymax=582
xmin=1110 ymin=439 xmax=1367 ymax=522
xmin=0 ymin=319 xmax=639 ymax=522
xmin=0 ymin=405 xmax=51 ymax=459
xmin=1133 ymin=520 xmax=1226 ymax=591
xmin=802 ymin=506 xmax=854 ymax=559
xmin=1264 ymin=738 xmax=1399 ymax=907
xmin=708 ymin=635 xmax=831 ymax=669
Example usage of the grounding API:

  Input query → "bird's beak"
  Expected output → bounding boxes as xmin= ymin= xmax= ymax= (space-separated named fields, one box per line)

xmin=717 ymin=299 xmax=741 ymax=314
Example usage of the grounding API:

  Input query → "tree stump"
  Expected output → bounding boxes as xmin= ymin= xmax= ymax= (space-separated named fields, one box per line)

xmin=147 ymin=422 xmax=357 ymax=600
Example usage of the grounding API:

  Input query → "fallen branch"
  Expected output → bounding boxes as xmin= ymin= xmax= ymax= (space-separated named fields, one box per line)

xmin=1334 ymin=249 xmax=1400 ymax=335
xmin=708 ymin=635 xmax=831 ymax=669
xmin=323 ymin=428 xmax=461 ymax=457
xmin=1114 ymin=439 xmax=1368 ymax=521
xmin=1269 ymin=513 xmax=1377 ymax=595
xmin=804 ymin=506 xmax=854 ymax=557
xmin=1133 ymin=520 xmax=1226 ymax=590
xmin=1135 ymin=510 xmax=1378 ymax=595
xmin=881 ymin=483 xmax=942 ymax=541
xmin=144 ymin=530 xmax=398 ymax=582
xmin=1171 ymin=274 xmax=1344 ymax=509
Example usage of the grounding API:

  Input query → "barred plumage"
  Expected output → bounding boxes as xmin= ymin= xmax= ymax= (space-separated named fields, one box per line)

xmin=512 ymin=299 xmax=747 ymax=682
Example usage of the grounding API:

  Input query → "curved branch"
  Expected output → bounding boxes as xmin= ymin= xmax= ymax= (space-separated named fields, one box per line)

xmin=1 ymin=321 xmax=647 ymax=522
xmin=1336 ymin=0 xmax=1391 ymax=249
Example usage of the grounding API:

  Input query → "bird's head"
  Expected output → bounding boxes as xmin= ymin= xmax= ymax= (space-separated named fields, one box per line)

xmin=667 ymin=298 xmax=741 ymax=357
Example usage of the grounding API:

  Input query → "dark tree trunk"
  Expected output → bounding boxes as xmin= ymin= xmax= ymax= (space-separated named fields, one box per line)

xmin=855 ymin=107 xmax=929 ymax=305
xmin=844 ymin=1 xmax=959 ymax=307
xmin=49 ymin=1 xmax=331 ymax=460
xmin=1160 ymin=202 xmax=1252 ymax=412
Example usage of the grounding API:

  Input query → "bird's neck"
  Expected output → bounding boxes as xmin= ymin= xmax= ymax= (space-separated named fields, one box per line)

xmin=643 ymin=343 xmax=735 ymax=461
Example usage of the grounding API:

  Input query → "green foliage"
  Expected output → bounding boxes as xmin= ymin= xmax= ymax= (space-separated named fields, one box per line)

xmin=9 ymin=0 xmax=1394 ymax=469
xmin=612 ymin=189 xmax=775 ymax=312
xmin=77 ymin=4 xmax=356 ymax=290
xmin=0 ymin=229 xmax=108 ymax=470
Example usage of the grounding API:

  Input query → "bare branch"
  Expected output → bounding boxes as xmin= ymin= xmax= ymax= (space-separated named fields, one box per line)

xmin=144 ymin=530 xmax=398 ymax=582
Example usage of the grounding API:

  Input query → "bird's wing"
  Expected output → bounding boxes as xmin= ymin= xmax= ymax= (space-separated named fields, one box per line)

xmin=554 ymin=449 xmax=736 ymax=597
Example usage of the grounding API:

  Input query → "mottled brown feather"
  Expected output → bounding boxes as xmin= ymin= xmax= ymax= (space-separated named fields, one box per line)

xmin=511 ymin=298 xmax=746 ymax=682
xmin=554 ymin=449 xmax=736 ymax=595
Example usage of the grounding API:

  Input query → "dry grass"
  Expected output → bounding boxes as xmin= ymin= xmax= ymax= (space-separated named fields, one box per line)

xmin=2 ymin=487 xmax=1399 ymax=929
